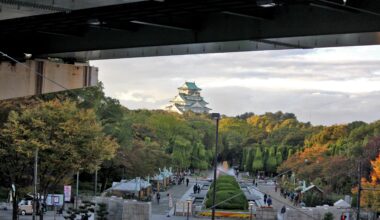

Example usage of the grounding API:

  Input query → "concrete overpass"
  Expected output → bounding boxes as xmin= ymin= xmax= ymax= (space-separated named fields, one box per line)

xmin=1 ymin=0 xmax=380 ymax=61
xmin=0 ymin=0 xmax=380 ymax=99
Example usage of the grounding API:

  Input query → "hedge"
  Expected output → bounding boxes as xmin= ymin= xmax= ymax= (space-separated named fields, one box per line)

xmin=205 ymin=175 xmax=248 ymax=210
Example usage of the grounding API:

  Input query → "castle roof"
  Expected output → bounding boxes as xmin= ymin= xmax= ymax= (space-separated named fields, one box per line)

xmin=178 ymin=82 xmax=201 ymax=91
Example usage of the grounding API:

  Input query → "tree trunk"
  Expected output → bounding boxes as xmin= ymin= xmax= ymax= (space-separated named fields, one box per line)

xmin=12 ymin=195 xmax=17 ymax=220
xmin=39 ymin=201 xmax=44 ymax=220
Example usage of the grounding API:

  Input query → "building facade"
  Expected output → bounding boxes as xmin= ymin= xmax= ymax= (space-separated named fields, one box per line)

xmin=165 ymin=82 xmax=211 ymax=114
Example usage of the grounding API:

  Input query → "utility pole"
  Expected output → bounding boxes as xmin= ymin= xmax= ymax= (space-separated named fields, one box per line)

xmin=94 ymin=169 xmax=98 ymax=197
xmin=32 ymin=148 xmax=38 ymax=220
xmin=357 ymin=161 xmax=362 ymax=220
xmin=211 ymin=113 xmax=220 ymax=220
xmin=94 ymin=168 xmax=98 ymax=220
xmin=76 ymin=171 xmax=79 ymax=209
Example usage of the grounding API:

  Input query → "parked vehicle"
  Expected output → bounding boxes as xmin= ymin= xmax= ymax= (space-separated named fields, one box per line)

xmin=18 ymin=199 xmax=33 ymax=215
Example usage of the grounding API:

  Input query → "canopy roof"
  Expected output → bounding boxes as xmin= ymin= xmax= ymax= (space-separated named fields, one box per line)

xmin=333 ymin=199 xmax=350 ymax=208
xmin=152 ymin=167 xmax=173 ymax=180
xmin=108 ymin=178 xmax=151 ymax=192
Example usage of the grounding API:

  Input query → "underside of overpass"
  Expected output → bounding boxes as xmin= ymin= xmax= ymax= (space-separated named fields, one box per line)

xmin=0 ymin=0 xmax=380 ymax=62
xmin=0 ymin=0 xmax=380 ymax=100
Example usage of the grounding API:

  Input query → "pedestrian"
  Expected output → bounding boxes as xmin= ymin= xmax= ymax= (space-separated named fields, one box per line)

xmin=197 ymin=184 xmax=201 ymax=194
xmin=263 ymin=194 xmax=268 ymax=205
xmin=156 ymin=192 xmax=161 ymax=204
xmin=281 ymin=205 xmax=286 ymax=213
xmin=340 ymin=213 xmax=346 ymax=220
xmin=186 ymin=178 xmax=189 ymax=187
xmin=193 ymin=184 xmax=197 ymax=194
xmin=267 ymin=195 xmax=272 ymax=207
xmin=294 ymin=193 xmax=299 ymax=206
xmin=167 ymin=193 xmax=173 ymax=217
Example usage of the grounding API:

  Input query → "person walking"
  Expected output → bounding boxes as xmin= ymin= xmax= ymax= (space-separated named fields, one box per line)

xmin=267 ymin=195 xmax=272 ymax=207
xmin=167 ymin=193 xmax=173 ymax=217
xmin=193 ymin=184 xmax=197 ymax=194
xmin=263 ymin=194 xmax=268 ymax=205
xmin=186 ymin=178 xmax=189 ymax=187
xmin=156 ymin=192 xmax=161 ymax=204
xmin=197 ymin=184 xmax=201 ymax=194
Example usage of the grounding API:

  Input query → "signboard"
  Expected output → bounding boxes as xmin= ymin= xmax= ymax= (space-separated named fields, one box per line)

xmin=53 ymin=195 xmax=59 ymax=204
xmin=64 ymin=185 xmax=71 ymax=202
xmin=46 ymin=194 xmax=64 ymax=206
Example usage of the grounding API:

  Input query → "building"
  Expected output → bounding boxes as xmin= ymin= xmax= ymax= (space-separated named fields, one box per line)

xmin=0 ymin=59 xmax=97 ymax=100
xmin=165 ymin=82 xmax=211 ymax=114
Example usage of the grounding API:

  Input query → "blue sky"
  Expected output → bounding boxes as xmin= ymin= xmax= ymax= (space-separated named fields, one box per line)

xmin=92 ymin=45 xmax=380 ymax=125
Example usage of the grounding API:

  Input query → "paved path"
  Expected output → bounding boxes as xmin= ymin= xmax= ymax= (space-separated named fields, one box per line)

xmin=258 ymin=183 xmax=315 ymax=220
xmin=258 ymin=183 xmax=299 ymax=210
xmin=151 ymin=177 xmax=200 ymax=216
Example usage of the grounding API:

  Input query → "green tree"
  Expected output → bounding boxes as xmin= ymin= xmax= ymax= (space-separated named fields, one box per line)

xmin=252 ymin=148 xmax=264 ymax=173
xmin=266 ymin=148 xmax=277 ymax=173
xmin=0 ymin=99 xmax=118 ymax=219
xmin=276 ymin=150 xmax=283 ymax=166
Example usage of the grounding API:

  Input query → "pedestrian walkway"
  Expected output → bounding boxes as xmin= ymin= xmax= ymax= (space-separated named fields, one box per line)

xmin=151 ymin=177 xmax=197 ymax=216
xmin=258 ymin=183 xmax=296 ymax=210
xmin=258 ymin=183 xmax=314 ymax=219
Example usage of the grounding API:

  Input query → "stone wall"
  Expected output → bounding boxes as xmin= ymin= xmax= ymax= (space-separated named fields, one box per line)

xmin=122 ymin=200 xmax=151 ymax=220
xmin=94 ymin=197 xmax=151 ymax=220
xmin=281 ymin=206 xmax=352 ymax=220
xmin=255 ymin=208 xmax=277 ymax=220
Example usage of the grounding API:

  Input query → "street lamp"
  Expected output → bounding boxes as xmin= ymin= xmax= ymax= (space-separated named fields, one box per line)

xmin=32 ymin=148 xmax=39 ymax=220
xmin=186 ymin=198 xmax=192 ymax=220
xmin=248 ymin=201 xmax=255 ymax=220
xmin=357 ymin=161 xmax=362 ymax=220
xmin=211 ymin=112 xmax=220 ymax=220
xmin=75 ymin=168 xmax=83 ymax=209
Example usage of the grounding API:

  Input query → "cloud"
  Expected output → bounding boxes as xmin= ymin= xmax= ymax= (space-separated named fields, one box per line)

xmin=115 ymin=90 xmax=164 ymax=103
xmin=92 ymin=45 xmax=380 ymax=125
xmin=205 ymin=87 xmax=380 ymax=125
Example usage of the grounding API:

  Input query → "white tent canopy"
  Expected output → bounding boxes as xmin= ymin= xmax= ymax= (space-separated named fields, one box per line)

xmin=333 ymin=199 xmax=350 ymax=208
xmin=108 ymin=178 xmax=151 ymax=192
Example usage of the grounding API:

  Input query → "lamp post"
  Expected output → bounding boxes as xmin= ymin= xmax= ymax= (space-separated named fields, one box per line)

xmin=32 ymin=148 xmax=38 ymax=220
xmin=211 ymin=112 xmax=220 ymax=220
xmin=94 ymin=168 xmax=98 ymax=197
xmin=357 ymin=161 xmax=362 ymax=220
xmin=186 ymin=198 xmax=192 ymax=220
xmin=248 ymin=201 xmax=255 ymax=220
xmin=75 ymin=169 xmax=81 ymax=209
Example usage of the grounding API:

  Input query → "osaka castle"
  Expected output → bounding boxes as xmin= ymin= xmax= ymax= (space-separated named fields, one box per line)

xmin=165 ymin=82 xmax=211 ymax=114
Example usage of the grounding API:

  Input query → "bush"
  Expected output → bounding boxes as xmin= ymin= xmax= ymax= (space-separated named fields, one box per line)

xmin=205 ymin=175 xmax=247 ymax=210
xmin=323 ymin=212 xmax=334 ymax=220
xmin=304 ymin=192 xmax=323 ymax=207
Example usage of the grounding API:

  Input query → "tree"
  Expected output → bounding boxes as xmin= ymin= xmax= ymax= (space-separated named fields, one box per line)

xmin=266 ymin=148 xmax=277 ymax=174
xmin=276 ymin=150 xmax=283 ymax=166
xmin=0 ymin=99 xmax=118 ymax=219
xmin=252 ymin=148 xmax=264 ymax=173
xmin=358 ymin=153 xmax=380 ymax=212
xmin=171 ymin=137 xmax=192 ymax=171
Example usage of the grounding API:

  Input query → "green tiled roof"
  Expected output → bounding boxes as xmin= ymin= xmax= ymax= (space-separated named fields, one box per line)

xmin=182 ymin=82 xmax=200 ymax=90
xmin=186 ymin=82 xmax=199 ymax=90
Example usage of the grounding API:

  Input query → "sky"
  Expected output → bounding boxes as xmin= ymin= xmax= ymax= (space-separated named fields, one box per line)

xmin=92 ymin=45 xmax=380 ymax=126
